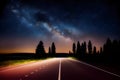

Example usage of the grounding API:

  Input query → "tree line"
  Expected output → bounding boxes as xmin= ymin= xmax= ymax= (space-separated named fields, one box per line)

xmin=36 ymin=38 xmax=120 ymax=58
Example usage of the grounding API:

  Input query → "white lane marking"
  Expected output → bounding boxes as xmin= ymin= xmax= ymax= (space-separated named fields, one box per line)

xmin=70 ymin=59 xmax=120 ymax=78
xmin=58 ymin=59 xmax=61 ymax=80
xmin=25 ymin=74 xmax=29 ymax=77
xmin=30 ymin=72 xmax=34 ymax=74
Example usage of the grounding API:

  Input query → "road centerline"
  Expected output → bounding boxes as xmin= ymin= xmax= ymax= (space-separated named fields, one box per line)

xmin=58 ymin=59 xmax=61 ymax=80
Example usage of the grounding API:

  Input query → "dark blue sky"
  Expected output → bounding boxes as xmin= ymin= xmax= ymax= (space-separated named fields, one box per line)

xmin=0 ymin=0 xmax=120 ymax=53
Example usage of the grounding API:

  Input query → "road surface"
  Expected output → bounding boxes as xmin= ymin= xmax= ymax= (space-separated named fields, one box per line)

xmin=0 ymin=58 xmax=120 ymax=80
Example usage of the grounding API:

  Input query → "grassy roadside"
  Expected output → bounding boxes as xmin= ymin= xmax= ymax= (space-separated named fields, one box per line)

xmin=0 ymin=59 xmax=41 ymax=68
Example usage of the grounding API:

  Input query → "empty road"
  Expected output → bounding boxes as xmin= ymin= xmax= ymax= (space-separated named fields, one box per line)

xmin=0 ymin=58 xmax=120 ymax=80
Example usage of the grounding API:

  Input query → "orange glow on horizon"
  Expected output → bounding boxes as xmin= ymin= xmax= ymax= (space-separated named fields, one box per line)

xmin=0 ymin=38 xmax=103 ymax=54
xmin=0 ymin=44 xmax=101 ymax=54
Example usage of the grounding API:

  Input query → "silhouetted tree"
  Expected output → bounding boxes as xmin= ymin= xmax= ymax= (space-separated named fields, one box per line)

xmin=97 ymin=51 xmax=100 ymax=54
xmin=83 ymin=42 xmax=87 ymax=54
xmin=81 ymin=43 xmax=84 ymax=54
xmin=88 ymin=40 xmax=92 ymax=54
xmin=102 ymin=38 xmax=120 ymax=62
xmin=48 ymin=47 xmax=51 ymax=54
xmin=69 ymin=51 xmax=72 ymax=54
xmin=76 ymin=41 xmax=80 ymax=54
xmin=103 ymin=38 xmax=112 ymax=56
xmin=72 ymin=43 xmax=76 ymax=54
xmin=93 ymin=46 xmax=97 ymax=54
xmin=100 ymin=47 xmax=103 ymax=54
xmin=36 ymin=41 xmax=46 ymax=55
xmin=51 ymin=42 xmax=56 ymax=54
xmin=103 ymin=44 xmax=106 ymax=54
xmin=112 ymin=40 xmax=119 ymax=57
xmin=113 ymin=40 xmax=118 ymax=52
xmin=119 ymin=40 xmax=120 ymax=54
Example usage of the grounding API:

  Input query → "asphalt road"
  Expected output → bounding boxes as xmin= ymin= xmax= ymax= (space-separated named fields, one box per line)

xmin=0 ymin=58 xmax=120 ymax=80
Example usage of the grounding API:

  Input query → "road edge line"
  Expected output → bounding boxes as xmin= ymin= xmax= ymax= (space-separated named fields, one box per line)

xmin=70 ymin=58 xmax=120 ymax=78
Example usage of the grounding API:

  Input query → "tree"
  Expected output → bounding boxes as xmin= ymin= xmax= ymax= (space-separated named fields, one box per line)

xmin=51 ymin=42 xmax=56 ymax=54
xmin=103 ymin=44 xmax=106 ymax=54
xmin=80 ymin=42 xmax=87 ymax=55
xmin=88 ymin=40 xmax=92 ymax=54
xmin=93 ymin=46 xmax=97 ymax=54
xmin=112 ymin=40 xmax=119 ymax=57
xmin=76 ymin=41 xmax=80 ymax=54
xmin=81 ymin=43 xmax=84 ymax=54
xmin=103 ymin=38 xmax=112 ymax=56
xmin=48 ymin=47 xmax=51 ymax=54
xmin=97 ymin=51 xmax=100 ymax=54
xmin=72 ymin=43 xmax=76 ymax=54
xmin=119 ymin=40 xmax=120 ymax=54
xmin=36 ymin=41 xmax=46 ymax=55
xmin=83 ymin=41 xmax=87 ymax=54
xmin=100 ymin=47 xmax=103 ymax=54
xmin=69 ymin=51 xmax=72 ymax=54
xmin=113 ymin=40 xmax=118 ymax=52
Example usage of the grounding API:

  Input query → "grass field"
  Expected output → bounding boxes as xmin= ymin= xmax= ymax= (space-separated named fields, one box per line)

xmin=0 ymin=59 xmax=41 ymax=68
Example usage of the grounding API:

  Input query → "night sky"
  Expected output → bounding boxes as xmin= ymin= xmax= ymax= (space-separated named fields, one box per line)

xmin=0 ymin=0 xmax=120 ymax=53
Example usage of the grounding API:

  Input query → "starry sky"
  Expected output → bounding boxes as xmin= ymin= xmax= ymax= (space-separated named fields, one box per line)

xmin=0 ymin=0 xmax=120 ymax=53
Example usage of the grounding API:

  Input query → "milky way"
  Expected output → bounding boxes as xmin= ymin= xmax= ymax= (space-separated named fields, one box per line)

xmin=10 ymin=0 xmax=79 ymax=42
